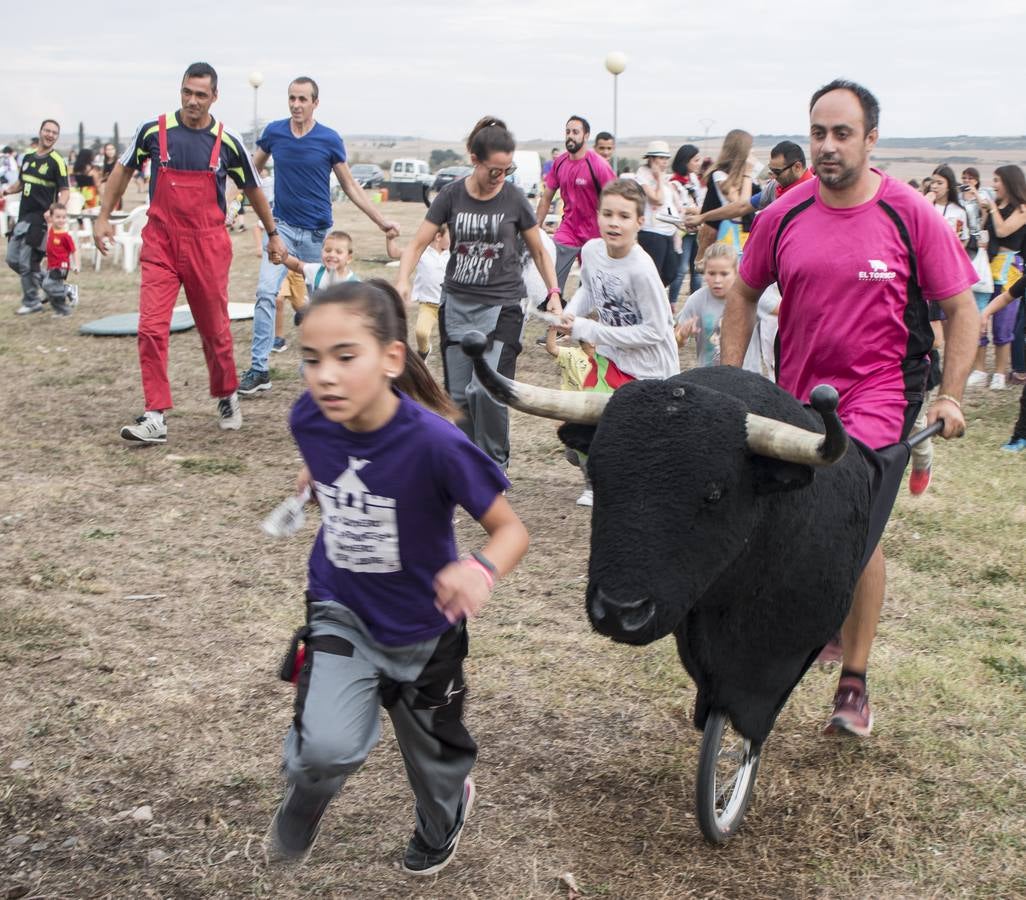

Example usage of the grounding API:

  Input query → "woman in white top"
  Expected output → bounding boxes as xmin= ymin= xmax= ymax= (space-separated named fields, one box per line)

xmin=668 ymin=143 xmax=705 ymax=302
xmin=926 ymin=165 xmax=969 ymax=247
xmin=634 ymin=140 xmax=681 ymax=288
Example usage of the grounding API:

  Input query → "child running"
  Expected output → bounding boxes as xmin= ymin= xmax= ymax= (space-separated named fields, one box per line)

xmin=557 ymin=179 xmax=678 ymax=386
xmin=265 ymin=279 xmax=529 ymax=875
xmin=387 ymin=224 xmax=450 ymax=360
xmin=555 ymin=179 xmax=679 ymax=504
xmin=675 ymin=242 xmax=738 ymax=367
xmin=277 ymin=230 xmax=359 ymax=332
xmin=543 ymin=323 xmax=596 ymax=505
xmin=43 ymin=203 xmax=79 ymax=316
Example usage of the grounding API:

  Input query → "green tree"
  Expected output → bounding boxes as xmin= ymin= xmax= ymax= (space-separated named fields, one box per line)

xmin=429 ymin=149 xmax=463 ymax=171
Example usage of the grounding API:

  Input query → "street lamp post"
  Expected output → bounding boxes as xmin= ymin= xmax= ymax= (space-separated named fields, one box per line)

xmin=248 ymin=71 xmax=264 ymax=147
xmin=699 ymin=118 xmax=715 ymax=156
xmin=604 ymin=51 xmax=627 ymax=174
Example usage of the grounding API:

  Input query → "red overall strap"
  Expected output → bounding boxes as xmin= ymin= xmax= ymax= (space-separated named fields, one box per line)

xmin=208 ymin=122 xmax=224 ymax=171
xmin=158 ymin=114 xmax=169 ymax=166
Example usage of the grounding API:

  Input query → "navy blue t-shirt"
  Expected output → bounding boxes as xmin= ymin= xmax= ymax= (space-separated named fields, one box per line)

xmin=290 ymin=390 xmax=509 ymax=646
xmin=258 ymin=119 xmax=346 ymax=230
xmin=121 ymin=111 xmax=258 ymax=214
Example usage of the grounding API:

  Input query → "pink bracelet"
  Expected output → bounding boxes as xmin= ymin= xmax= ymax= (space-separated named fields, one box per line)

xmin=462 ymin=558 xmax=494 ymax=589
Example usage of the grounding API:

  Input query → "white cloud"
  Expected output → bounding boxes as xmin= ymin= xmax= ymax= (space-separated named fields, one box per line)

xmin=1 ymin=0 xmax=1024 ymax=146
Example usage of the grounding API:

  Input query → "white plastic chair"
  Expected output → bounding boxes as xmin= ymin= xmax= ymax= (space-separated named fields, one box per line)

xmin=112 ymin=204 xmax=148 ymax=273
xmin=0 ymin=194 xmax=19 ymax=236
xmin=65 ymin=191 xmax=86 ymax=215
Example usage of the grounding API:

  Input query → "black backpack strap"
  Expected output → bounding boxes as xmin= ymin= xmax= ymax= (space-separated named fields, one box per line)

xmin=584 ymin=155 xmax=602 ymax=196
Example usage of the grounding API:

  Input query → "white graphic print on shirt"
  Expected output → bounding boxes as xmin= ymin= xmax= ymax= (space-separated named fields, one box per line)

xmin=315 ymin=457 xmax=400 ymax=574
xmin=592 ymin=267 xmax=641 ymax=327
xmin=452 ymin=212 xmax=506 ymax=286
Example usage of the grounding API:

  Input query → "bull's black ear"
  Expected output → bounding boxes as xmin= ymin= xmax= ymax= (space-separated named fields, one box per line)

xmin=750 ymin=455 xmax=814 ymax=494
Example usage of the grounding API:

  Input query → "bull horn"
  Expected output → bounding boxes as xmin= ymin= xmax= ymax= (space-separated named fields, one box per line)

xmin=460 ymin=331 xmax=610 ymax=424
xmin=745 ymin=385 xmax=848 ymax=466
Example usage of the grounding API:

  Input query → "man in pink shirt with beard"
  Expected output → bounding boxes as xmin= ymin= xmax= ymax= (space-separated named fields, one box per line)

xmin=721 ymin=79 xmax=978 ymax=738
xmin=535 ymin=115 xmax=616 ymax=296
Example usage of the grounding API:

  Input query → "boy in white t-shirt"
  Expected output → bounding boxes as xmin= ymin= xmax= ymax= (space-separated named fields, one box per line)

xmin=388 ymin=225 xmax=449 ymax=359
xmin=282 ymin=230 xmax=359 ymax=324
xmin=555 ymin=179 xmax=679 ymax=507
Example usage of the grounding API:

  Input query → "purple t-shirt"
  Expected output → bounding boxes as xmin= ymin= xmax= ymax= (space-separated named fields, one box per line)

xmin=545 ymin=149 xmax=616 ymax=248
xmin=290 ymin=391 xmax=510 ymax=645
xmin=739 ymin=171 xmax=977 ymax=448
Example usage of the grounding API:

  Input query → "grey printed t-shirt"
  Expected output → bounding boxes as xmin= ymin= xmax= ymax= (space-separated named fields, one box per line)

xmin=425 ymin=178 xmax=538 ymax=306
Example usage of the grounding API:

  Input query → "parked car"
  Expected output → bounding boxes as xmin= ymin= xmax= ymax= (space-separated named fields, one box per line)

xmin=432 ymin=165 xmax=473 ymax=192
xmin=350 ymin=163 xmax=385 ymax=189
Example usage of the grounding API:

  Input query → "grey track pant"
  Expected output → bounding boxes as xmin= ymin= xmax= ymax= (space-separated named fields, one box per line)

xmin=283 ymin=601 xmax=476 ymax=849
xmin=554 ymin=242 xmax=581 ymax=294
xmin=438 ymin=292 xmax=524 ymax=471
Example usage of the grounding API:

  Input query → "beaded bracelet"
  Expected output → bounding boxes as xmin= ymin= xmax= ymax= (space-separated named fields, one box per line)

xmin=935 ymin=393 xmax=962 ymax=410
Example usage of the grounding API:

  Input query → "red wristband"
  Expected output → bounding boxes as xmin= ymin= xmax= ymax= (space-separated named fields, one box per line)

xmin=462 ymin=558 xmax=494 ymax=589
xmin=547 ymin=287 xmax=562 ymax=297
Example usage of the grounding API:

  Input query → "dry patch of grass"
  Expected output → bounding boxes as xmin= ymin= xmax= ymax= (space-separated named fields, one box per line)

xmin=1 ymin=198 xmax=1025 ymax=898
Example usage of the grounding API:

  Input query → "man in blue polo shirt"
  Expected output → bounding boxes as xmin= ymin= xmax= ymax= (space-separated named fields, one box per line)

xmin=238 ymin=76 xmax=400 ymax=396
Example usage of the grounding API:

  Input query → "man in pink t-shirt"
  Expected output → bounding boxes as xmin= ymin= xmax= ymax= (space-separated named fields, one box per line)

xmin=721 ymin=79 xmax=978 ymax=739
xmin=535 ymin=115 xmax=616 ymax=295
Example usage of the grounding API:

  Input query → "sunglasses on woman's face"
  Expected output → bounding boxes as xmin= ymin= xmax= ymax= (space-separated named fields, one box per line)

xmin=481 ymin=163 xmax=517 ymax=179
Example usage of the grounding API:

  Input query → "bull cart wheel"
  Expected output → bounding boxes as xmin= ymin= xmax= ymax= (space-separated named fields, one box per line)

xmin=695 ymin=710 xmax=762 ymax=844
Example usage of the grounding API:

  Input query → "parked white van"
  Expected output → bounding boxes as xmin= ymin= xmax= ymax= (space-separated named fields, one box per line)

xmin=389 ymin=159 xmax=433 ymax=186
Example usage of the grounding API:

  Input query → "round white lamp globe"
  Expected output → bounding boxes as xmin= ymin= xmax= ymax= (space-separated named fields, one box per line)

xmin=605 ymin=52 xmax=627 ymax=76
xmin=248 ymin=71 xmax=264 ymax=89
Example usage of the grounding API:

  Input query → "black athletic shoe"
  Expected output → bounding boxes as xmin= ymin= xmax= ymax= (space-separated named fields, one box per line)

xmin=238 ymin=368 xmax=271 ymax=396
xmin=402 ymin=778 xmax=475 ymax=876
xmin=264 ymin=784 xmax=330 ymax=865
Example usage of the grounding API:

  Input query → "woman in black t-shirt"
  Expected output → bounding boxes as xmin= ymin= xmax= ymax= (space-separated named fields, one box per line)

xmin=72 ymin=149 xmax=99 ymax=208
xmin=980 ymin=165 xmax=1026 ymax=386
xmin=396 ymin=117 xmax=560 ymax=470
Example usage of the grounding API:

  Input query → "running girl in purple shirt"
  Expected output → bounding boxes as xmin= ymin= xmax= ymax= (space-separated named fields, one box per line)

xmin=264 ymin=279 xmax=529 ymax=876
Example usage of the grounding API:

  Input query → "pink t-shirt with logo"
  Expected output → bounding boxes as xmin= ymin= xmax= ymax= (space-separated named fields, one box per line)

xmin=545 ymin=149 xmax=616 ymax=248
xmin=739 ymin=171 xmax=977 ymax=448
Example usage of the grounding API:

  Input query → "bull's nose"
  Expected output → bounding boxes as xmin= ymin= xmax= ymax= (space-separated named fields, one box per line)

xmin=589 ymin=587 xmax=656 ymax=635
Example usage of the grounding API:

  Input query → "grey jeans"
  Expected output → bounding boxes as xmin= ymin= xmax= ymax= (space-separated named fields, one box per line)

xmin=554 ymin=242 xmax=581 ymax=294
xmin=5 ymin=219 xmax=45 ymax=307
xmin=438 ymin=291 xmax=524 ymax=470
xmin=283 ymin=601 xmax=476 ymax=849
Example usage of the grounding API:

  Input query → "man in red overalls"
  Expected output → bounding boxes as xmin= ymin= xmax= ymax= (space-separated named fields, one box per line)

xmin=95 ymin=61 xmax=285 ymax=444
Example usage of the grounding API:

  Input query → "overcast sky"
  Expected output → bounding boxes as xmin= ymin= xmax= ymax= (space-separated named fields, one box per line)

xmin=3 ymin=0 xmax=1022 ymax=146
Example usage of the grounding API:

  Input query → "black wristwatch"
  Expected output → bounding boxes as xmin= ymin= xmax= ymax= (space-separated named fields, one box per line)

xmin=267 ymin=229 xmax=279 ymax=238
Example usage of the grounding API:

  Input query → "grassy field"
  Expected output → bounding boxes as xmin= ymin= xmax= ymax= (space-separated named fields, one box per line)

xmin=1 ymin=196 xmax=1024 ymax=899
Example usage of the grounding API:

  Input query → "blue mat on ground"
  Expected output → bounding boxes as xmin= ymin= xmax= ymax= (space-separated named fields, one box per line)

xmin=79 ymin=303 xmax=255 ymax=336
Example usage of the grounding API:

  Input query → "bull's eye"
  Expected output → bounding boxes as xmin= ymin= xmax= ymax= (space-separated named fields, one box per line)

xmin=704 ymin=483 xmax=724 ymax=504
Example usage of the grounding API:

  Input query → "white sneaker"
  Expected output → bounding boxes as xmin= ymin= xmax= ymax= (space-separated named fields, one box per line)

xmin=966 ymin=370 xmax=988 ymax=388
xmin=121 ymin=411 xmax=167 ymax=444
xmin=990 ymin=373 xmax=1007 ymax=391
xmin=15 ymin=302 xmax=43 ymax=315
xmin=576 ymin=488 xmax=593 ymax=507
xmin=67 ymin=284 xmax=79 ymax=308
xmin=218 ymin=392 xmax=242 ymax=430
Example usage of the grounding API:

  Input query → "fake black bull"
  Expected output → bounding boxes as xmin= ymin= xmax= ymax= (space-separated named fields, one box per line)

xmin=461 ymin=332 xmax=871 ymax=745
